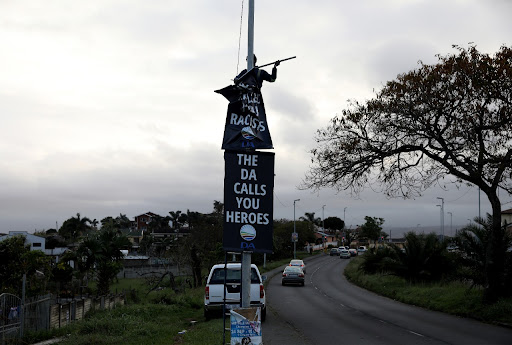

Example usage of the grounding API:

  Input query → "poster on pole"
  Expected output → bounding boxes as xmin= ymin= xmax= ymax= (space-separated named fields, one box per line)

xmin=230 ymin=308 xmax=262 ymax=345
xmin=215 ymin=69 xmax=273 ymax=151
xmin=224 ymin=151 xmax=274 ymax=253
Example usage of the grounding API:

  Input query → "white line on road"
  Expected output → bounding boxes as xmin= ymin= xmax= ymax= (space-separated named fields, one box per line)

xmin=408 ymin=330 xmax=425 ymax=337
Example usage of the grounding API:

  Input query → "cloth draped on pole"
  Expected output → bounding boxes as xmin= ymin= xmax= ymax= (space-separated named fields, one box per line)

xmin=215 ymin=68 xmax=273 ymax=150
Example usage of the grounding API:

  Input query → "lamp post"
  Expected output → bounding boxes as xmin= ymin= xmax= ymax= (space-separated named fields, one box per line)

xmin=447 ymin=212 xmax=453 ymax=237
xmin=293 ymin=199 xmax=300 ymax=259
xmin=437 ymin=197 xmax=444 ymax=241
xmin=343 ymin=207 xmax=347 ymax=226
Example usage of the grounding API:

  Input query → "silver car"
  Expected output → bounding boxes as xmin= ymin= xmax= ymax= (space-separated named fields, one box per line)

xmin=281 ymin=266 xmax=305 ymax=286
xmin=339 ymin=249 xmax=350 ymax=259
xmin=289 ymin=259 xmax=306 ymax=274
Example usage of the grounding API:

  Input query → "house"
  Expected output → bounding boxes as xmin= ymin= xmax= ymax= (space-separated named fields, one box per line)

xmin=132 ymin=212 xmax=160 ymax=232
xmin=0 ymin=231 xmax=46 ymax=251
xmin=501 ymin=208 xmax=512 ymax=235
xmin=314 ymin=230 xmax=337 ymax=246
xmin=44 ymin=247 xmax=69 ymax=263
xmin=121 ymin=228 xmax=145 ymax=252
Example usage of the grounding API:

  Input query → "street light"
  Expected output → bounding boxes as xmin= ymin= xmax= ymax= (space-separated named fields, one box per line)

xmin=447 ymin=212 xmax=453 ymax=237
xmin=437 ymin=197 xmax=445 ymax=241
xmin=322 ymin=205 xmax=326 ymax=250
xmin=293 ymin=199 xmax=300 ymax=259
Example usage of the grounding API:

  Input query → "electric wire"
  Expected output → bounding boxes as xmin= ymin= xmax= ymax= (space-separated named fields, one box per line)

xmin=236 ymin=0 xmax=244 ymax=76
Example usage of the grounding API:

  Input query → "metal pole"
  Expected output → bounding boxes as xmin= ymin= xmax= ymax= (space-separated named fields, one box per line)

xmin=293 ymin=199 xmax=300 ymax=259
xmin=437 ymin=197 xmax=444 ymax=241
xmin=448 ymin=212 xmax=453 ymax=237
xmin=241 ymin=0 xmax=255 ymax=310
xmin=322 ymin=205 xmax=326 ymax=232
xmin=21 ymin=273 xmax=26 ymax=337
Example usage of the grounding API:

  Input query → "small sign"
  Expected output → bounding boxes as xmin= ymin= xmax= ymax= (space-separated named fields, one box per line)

xmin=230 ymin=308 xmax=262 ymax=345
xmin=291 ymin=232 xmax=298 ymax=242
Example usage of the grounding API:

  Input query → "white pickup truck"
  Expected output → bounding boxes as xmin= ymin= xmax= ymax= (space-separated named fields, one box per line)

xmin=204 ymin=263 xmax=266 ymax=321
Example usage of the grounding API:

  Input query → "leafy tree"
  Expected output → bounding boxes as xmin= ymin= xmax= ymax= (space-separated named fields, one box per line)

xmin=299 ymin=212 xmax=322 ymax=226
xmin=359 ymin=216 xmax=385 ymax=244
xmin=59 ymin=213 xmax=92 ymax=240
xmin=361 ymin=232 xmax=453 ymax=282
xmin=74 ymin=226 xmax=131 ymax=295
xmin=304 ymin=45 xmax=512 ymax=300
xmin=148 ymin=214 xmax=172 ymax=235
xmin=273 ymin=219 xmax=316 ymax=259
xmin=169 ymin=210 xmax=187 ymax=229
xmin=0 ymin=236 xmax=51 ymax=296
xmin=454 ymin=214 xmax=512 ymax=293
xmin=324 ymin=216 xmax=345 ymax=231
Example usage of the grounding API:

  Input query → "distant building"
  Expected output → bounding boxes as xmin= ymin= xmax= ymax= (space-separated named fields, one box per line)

xmin=132 ymin=212 xmax=160 ymax=232
xmin=44 ymin=247 xmax=69 ymax=263
xmin=0 ymin=231 xmax=46 ymax=251
xmin=501 ymin=208 xmax=512 ymax=235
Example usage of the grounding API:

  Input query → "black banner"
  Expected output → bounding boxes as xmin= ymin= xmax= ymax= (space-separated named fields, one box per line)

xmin=223 ymin=151 xmax=274 ymax=253
xmin=215 ymin=69 xmax=273 ymax=150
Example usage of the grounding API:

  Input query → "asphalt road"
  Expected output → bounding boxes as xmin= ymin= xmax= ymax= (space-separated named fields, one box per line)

xmin=262 ymin=254 xmax=512 ymax=345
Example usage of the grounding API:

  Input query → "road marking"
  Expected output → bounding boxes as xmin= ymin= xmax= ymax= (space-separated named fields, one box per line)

xmin=408 ymin=331 xmax=424 ymax=337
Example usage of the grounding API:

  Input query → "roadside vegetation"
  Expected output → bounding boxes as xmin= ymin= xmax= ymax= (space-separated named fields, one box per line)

xmin=22 ymin=256 xmax=299 ymax=345
xmin=345 ymin=218 xmax=512 ymax=327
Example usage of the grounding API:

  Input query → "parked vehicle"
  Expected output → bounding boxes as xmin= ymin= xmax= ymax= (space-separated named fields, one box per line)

xmin=204 ymin=263 xmax=266 ymax=321
xmin=289 ymin=259 xmax=306 ymax=274
xmin=339 ymin=249 xmax=351 ymax=259
xmin=357 ymin=246 xmax=367 ymax=254
xmin=330 ymin=248 xmax=339 ymax=256
xmin=281 ymin=266 xmax=305 ymax=286
xmin=348 ymin=248 xmax=357 ymax=257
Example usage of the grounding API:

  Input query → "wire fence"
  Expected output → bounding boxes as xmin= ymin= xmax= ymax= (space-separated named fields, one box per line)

xmin=0 ymin=292 xmax=125 ymax=344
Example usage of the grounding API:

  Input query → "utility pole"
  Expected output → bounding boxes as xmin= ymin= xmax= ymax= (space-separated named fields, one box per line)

xmin=322 ymin=205 xmax=326 ymax=232
xmin=293 ymin=199 xmax=300 ymax=259
xmin=437 ymin=197 xmax=444 ymax=241
xmin=447 ymin=212 xmax=453 ymax=237
xmin=241 ymin=0 xmax=255 ymax=310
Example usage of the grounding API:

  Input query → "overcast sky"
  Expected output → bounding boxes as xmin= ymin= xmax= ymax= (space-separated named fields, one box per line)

xmin=1 ymin=0 xmax=511 ymax=234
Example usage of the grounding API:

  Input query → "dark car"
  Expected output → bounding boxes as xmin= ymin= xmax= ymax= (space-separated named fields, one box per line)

xmin=329 ymin=248 xmax=339 ymax=256
xmin=281 ymin=266 xmax=305 ymax=286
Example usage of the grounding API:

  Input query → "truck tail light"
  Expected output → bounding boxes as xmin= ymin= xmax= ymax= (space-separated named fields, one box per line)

xmin=260 ymin=284 xmax=264 ymax=299
xmin=205 ymin=286 xmax=209 ymax=300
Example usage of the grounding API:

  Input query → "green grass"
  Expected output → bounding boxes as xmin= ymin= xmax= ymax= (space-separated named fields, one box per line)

xmin=345 ymin=256 xmax=512 ymax=326
xmin=37 ymin=285 xmax=228 ymax=345
xmin=30 ymin=253 xmax=512 ymax=344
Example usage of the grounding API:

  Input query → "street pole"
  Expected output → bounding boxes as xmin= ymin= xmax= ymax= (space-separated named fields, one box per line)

xmin=437 ymin=197 xmax=444 ymax=242
xmin=322 ymin=204 xmax=326 ymax=232
xmin=447 ymin=212 xmax=453 ymax=237
xmin=293 ymin=199 xmax=300 ymax=259
xmin=241 ymin=0 xmax=255 ymax=310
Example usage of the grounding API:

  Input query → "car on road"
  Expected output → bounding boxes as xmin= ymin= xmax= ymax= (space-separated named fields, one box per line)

xmin=348 ymin=248 xmax=357 ymax=257
xmin=329 ymin=248 xmax=339 ymax=256
xmin=204 ymin=263 xmax=266 ymax=321
xmin=289 ymin=259 xmax=306 ymax=274
xmin=281 ymin=266 xmax=305 ymax=286
xmin=339 ymin=249 xmax=351 ymax=259
xmin=357 ymin=246 xmax=367 ymax=254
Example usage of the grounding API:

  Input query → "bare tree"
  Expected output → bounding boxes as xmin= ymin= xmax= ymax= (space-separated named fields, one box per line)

xmin=304 ymin=45 xmax=512 ymax=300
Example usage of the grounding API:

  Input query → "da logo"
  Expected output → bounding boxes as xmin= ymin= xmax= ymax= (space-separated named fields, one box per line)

xmin=240 ymin=224 xmax=256 ymax=241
